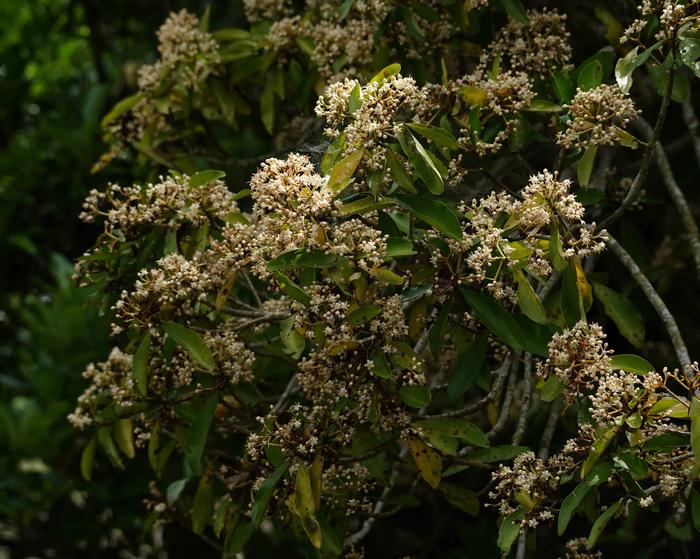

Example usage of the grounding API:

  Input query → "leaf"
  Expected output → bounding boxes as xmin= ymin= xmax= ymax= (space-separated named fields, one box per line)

xmin=97 ymin=425 xmax=124 ymax=470
xmin=211 ymin=78 xmax=237 ymax=126
xmin=691 ymin=489 xmax=700 ymax=533
xmin=691 ymin=398 xmax=700 ymax=475
xmin=581 ymin=427 xmax=617 ymax=479
xmin=371 ymin=349 xmax=392 ymax=379
xmin=386 ymin=150 xmax=416 ymax=193
xmin=403 ymin=130 xmax=444 ymax=195
xmin=610 ymin=354 xmax=654 ymax=375
xmin=458 ymin=86 xmax=488 ymax=107
xmin=439 ymin=483 xmax=479 ymax=515
xmin=387 ymin=237 xmax=416 ymax=257
xmin=540 ymin=376 xmax=565 ymax=403
xmin=561 ymin=261 xmax=584 ymax=328
xmin=461 ymin=289 xmax=526 ymax=350
xmin=558 ymin=462 xmax=612 ymax=535
xmin=339 ymin=196 xmax=392 ymax=216
xmin=251 ymin=462 xmax=289 ymax=527
xmin=447 ymin=336 xmax=488 ymax=403
xmin=192 ymin=472 xmax=215 ymax=535
xmin=498 ymin=507 xmax=525 ymax=554
xmin=500 ymin=0 xmax=529 ymax=24
xmin=407 ymin=437 xmax=442 ymax=488
xmin=261 ymin=76 xmax=275 ymax=133
xmin=679 ymin=21 xmax=700 ymax=78
xmin=267 ymin=249 xmax=336 ymax=270
xmin=577 ymin=60 xmax=603 ymax=91
xmin=274 ymin=271 xmax=310 ymax=306
xmin=399 ymin=385 xmax=432 ymax=409
xmin=190 ymin=170 xmax=226 ymax=188
xmin=133 ymin=332 xmax=151 ymax=396
xmin=101 ymin=93 xmax=143 ymax=127
xmin=414 ymin=418 xmax=490 ymax=448
xmin=593 ymin=283 xmax=645 ymax=347
xmin=406 ymin=123 xmax=459 ymax=150
xmin=80 ymin=436 xmax=97 ymax=481
xmin=185 ymin=393 xmax=218 ymax=476
xmin=526 ymin=99 xmax=563 ymax=112
xmin=587 ymin=499 xmax=622 ymax=548
xmin=429 ymin=303 xmax=451 ymax=356
xmin=370 ymin=63 xmax=402 ymax=83
xmin=114 ymin=418 xmax=135 ymax=459
xmin=166 ymin=479 xmax=188 ymax=504
xmin=337 ymin=0 xmax=356 ymax=20
xmin=549 ymin=221 xmax=568 ymax=272
xmin=469 ymin=445 xmax=529 ymax=463
xmin=369 ymin=267 xmax=404 ymax=285
xmin=295 ymin=462 xmax=322 ymax=549
xmin=164 ymin=322 xmax=215 ymax=372
xmin=327 ymin=150 xmax=363 ymax=193
xmin=514 ymin=270 xmax=547 ymax=324
xmin=577 ymin=144 xmax=597 ymax=187
xmin=395 ymin=195 xmax=462 ymax=239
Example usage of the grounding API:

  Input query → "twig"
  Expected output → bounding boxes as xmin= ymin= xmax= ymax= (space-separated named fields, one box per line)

xmin=431 ymin=353 xmax=513 ymax=418
xmin=635 ymin=117 xmax=700 ymax=283
xmin=516 ymin=533 xmax=527 ymax=559
xmin=487 ymin=356 xmax=520 ymax=440
xmin=538 ymin=397 xmax=563 ymax=460
xmin=681 ymin=99 xmax=700 ymax=165
xmin=513 ymin=353 xmax=533 ymax=445
xmin=606 ymin=234 xmax=692 ymax=371
xmin=242 ymin=270 xmax=263 ymax=307
xmin=601 ymin=65 xmax=674 ymax=228
xmin=273 ymin=374 xmax=299 ymax=414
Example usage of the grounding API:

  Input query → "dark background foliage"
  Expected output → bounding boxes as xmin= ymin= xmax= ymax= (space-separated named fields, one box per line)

xmin=2 ymin=1 xmax=700 ymax=557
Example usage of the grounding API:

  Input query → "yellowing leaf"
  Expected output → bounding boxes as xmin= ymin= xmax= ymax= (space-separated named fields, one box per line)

xmin=407 ymin=436 xmax=442 ymax=488
xmin=327 ymin=150 xmax=363 ymax=193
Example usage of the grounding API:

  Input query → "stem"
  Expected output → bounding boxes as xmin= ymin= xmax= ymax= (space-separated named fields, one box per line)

xmin=538 ymin=397 xmax=563 ymax=460
xmin=635 ymin=117 xmax=700 ymax=284
xmin=512 ymin=353 xmax=533 ymax=445
xmin=681 ymin=99 xmax=700 ymax=165
xmin=605 ymin=234 xmax=691 ymax=371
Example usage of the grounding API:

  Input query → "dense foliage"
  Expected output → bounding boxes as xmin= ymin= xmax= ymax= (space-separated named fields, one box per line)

xmin=6 ymin=1 xmax=700 ymax=558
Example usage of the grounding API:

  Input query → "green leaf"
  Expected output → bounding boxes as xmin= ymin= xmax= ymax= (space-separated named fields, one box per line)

xmin=185 ymin=393 xmax=218 ymax=476
xmin=370 ymin=63 xmax=401 ymax=84
xmin=97 ymin=425 xmax=124 ymax=470
xmin=251 ymin=462 xmax=289 ymax=527
xmin=549 ymin=221 xmax=568 ymax=272
xmin=101 ymin=93 xmax=143 ymax=127
xmin=274 ymin=271 xmax=310 ymax=306
xmin=347 ymin=304 xmax=381 ymax=325
xmin=166 ymin=478 xmax=188 ymax=504
xmin=526 ymin=99 xmax=563 ymax=112
xmin=406 ymin=123 xmax=459 ymax=150
xmin=295 ymin=462 xmax=322 ymax=549
xmin=133 ymin=332 xmax=151 ymax=397
xmin=415 ymin=418 xmax=490 ymax=448
xmin=114 ymin=418 xmax=135 ymax=459
xmin=461 ymin=289 xmax=526 ymax=350
xmin=399 ymin=385 xmax=432 ymax=408
xmin=593 ymin=283 xmax=645 ymax=347
xmin=587 ymin=499 xmax=622 ymax=548
xmin=429 ymin=303 xmax=451 ymax=356
xmin=80 ymin=436 xmax=97 ymax=481
xmin=447 ymin=336 xmax=488 ymax=403
xmin=386 ymin=150 xmax=416 ymax=193
xmin=386 ymin=237 xmax=416 ymax=257
xmin=498 ymin=507 xmax=525 ymax=553
xmin=610 ymin=354 xmax=654 ymax=375
xmin=469 ymin=445 xmax=528 ymax=463
xmin=395 ymin=195 xmax=462 ymax=239
xmin=581 ymin=427 xmax=617 ymax=479
xmin=439 ymin=483 xmax=479 ymax=515
xmin=691 ymin=398 xmax=700 ymax=475
xmin=327 ymin=150 xmax=363 ymax=193
xmin=369 ymin=267 xmax=404 ymax=285
xmin=577 ymin=60 xmax=603 ymax=91
xmin=337 ymin=0 xmax=356 ymax=20
xmin=691 ymin=489 xmax=700 ymax=533
xmin=211 ymin=78 xmax=237 ymax=126
xmin=191 ymin=472 xmax=215 ymax=535
xmin=540 ymin=376 xmax=565 ymax=403
xmin=190 ymin=170 xmax=226 ymax=188
xmin=500 ymin=0 xmax=529 ymax=24
xmin=404 ymin=130 xmax=444 ymax=195
xmin=371 ymin=349 xmax=392 ymax=379
xmin=164 ymin=322 xmax=215 ymax=372
xmin=577 ymin=144 xmax=597 ymax=187
xmin=561 ymin=261 xmax=584 ymax=327
xmin=267 ymin=249 xmax=336 ymax=270
xmin=558 ymin=462 xmax=612 ymax=535
xmin=679 ymin=21 xmax=700 ymax=78
xmin=339 ymin=196 xmax=392 ymax=216
xmin=552 ymin=72 xmax=575 ymax=104
xmin=514 ymin=270 xmax=547 ymax=324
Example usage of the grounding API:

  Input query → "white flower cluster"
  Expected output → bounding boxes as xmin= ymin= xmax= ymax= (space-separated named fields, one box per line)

xmin=557 ymin=85 xmax=639 ymax=150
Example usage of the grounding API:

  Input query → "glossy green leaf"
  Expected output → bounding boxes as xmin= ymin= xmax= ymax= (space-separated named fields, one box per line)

xmin=399 ymin=385 xmax=432 ymax=408
xmin=133 ymin=331 xmax=151 ymax=396
xmin=386 ymin=237 xmax=416 ymax=257
xmin=577 ymin=60 xmax=603 ymax=91
xmin=461 ymin=289 xmax=526 ymax=350
xmin=469 ymin=445 xmax=529 ymax=463
xmin=559 ymin=462 xmax=612 ymax=535
xmin=447 ymin=335 xmax=488 ymax=402
xmin=498 ymin=506 xmax=525 ymax=553
xmin=185 ymin=393 xmax=218 ymax=476
xmin=514 ymin=270 xmax=547 ymax=324
xmin=189 ymin=170 xmax=226 ymax=188
xmin=577 ymin=144 xmax=597 ymax=187
xmin=587 ymin=498 xmax=622 ymax=548
xmin=327 ymin=150 xmax=363 ymax=193
xmin=406 ymin=122 xmax=459 ymax=150
xmin=251 ymin=462 xmax=289 ymax=527
xmin=439 ymin=483 xmax=479 ymax=515
xmin=80 ymin=436 xmax=97 ymax=481
xmin=164 ymin=322 xmax=215 ymax=372
xmin=395 ymin=195 xmax=462 ymax=239
xmin=610 ymin=354 xmax=654 ymax=375
xmin=593 ymin=283 xmax=645 ymax=347
xmin=274 ymin=271 xmax=310 ymax=306
xmin=191 ymin=472 xmax=215 ymax=534
xmin=370 ymin=63 xmax=401 ymax=83
xmin=500 ymin=0 xmax=529 ymax=24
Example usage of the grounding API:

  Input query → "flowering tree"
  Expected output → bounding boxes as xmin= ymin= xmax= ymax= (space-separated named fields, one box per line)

xmin=71 ymin=1 xmax=700 ymax=557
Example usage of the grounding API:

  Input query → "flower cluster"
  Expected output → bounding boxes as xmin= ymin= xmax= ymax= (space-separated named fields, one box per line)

xmin=557 ymin=85 xmax=639 ymax=150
